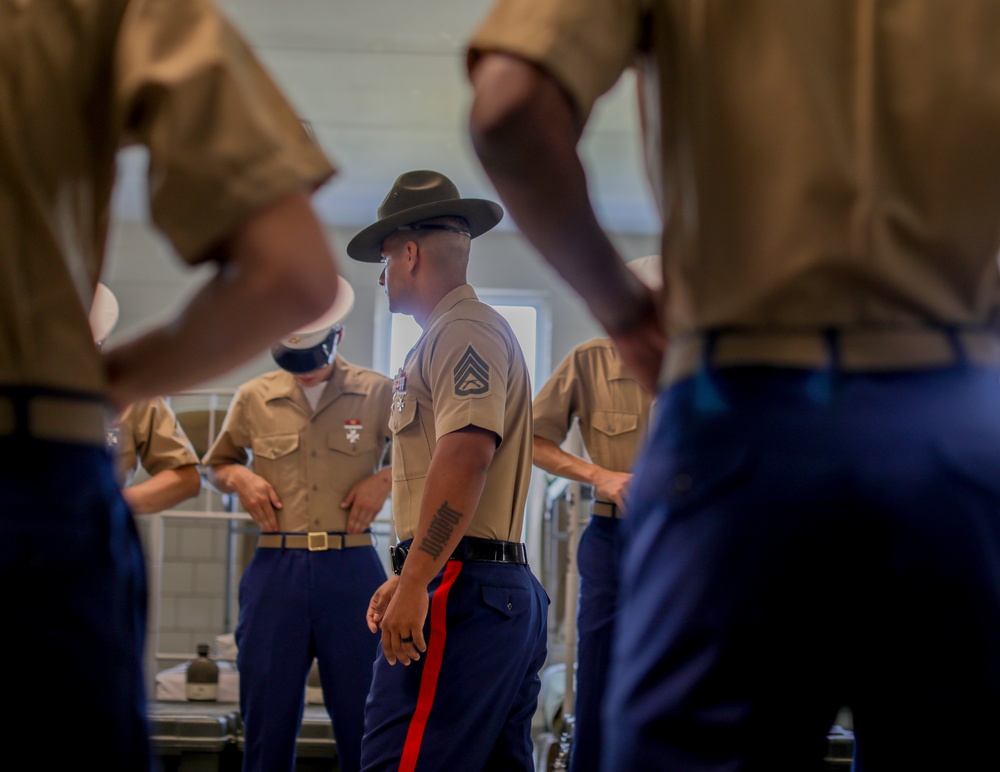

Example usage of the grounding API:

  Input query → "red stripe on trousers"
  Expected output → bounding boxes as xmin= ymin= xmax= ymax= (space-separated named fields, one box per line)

xmin=398 ymin=560 xmax=463 ymax=772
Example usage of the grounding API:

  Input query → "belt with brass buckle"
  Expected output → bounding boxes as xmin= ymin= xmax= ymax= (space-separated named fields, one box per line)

xmin=591 ymin=500 xmax=621 ymax=518
xmin=257 ymin=532 xmax=374 ymax=550
xmin=390 ymin=536 xmax=528 ymax=576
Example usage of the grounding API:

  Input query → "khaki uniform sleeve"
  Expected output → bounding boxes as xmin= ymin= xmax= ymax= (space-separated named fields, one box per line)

xmin=201 ymin=386 xmax=251 ymax=467
xmin=116 ymin=0 xmax=335 ymax=263
xmin=467 ymin=0 xmax=646 ymax=122
xmin=532 ymin=348 xmax=582 ymax=446
xmin=428 ymin=320 xmax=511 ymax=442
xmin=133 ymin=397 xmax=200 ymax=476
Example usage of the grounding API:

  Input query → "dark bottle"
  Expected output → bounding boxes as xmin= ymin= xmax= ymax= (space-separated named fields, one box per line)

xmin=186 ymin=643 xmax=219 ymax=701
xmin=306 ymin=659 xmax=324 ymax=705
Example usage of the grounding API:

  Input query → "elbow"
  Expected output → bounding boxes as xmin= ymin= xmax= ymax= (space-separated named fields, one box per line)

xmin=262 ymin=238 xmax=339 ymax=328
xmin=278 ymin=258 xmax=340 ymax=327
xmin=180 ymin=466 xmax=203 ymax=500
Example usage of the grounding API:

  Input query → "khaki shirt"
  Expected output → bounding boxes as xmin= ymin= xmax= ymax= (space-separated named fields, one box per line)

xmin=388 ymin=285 xmax=533 ymax=542
xmin=533 ymin=338 xmax=652 ymax=475
xmin=203 ymin=358 xmax=393 ymax=533
xmin=469 ymin=2 xmax=1000 ymax=381
xmin=113 ymin=397 xmax=200 ymax=488
xmin=1 ymin=0 xmax=334 ymax=400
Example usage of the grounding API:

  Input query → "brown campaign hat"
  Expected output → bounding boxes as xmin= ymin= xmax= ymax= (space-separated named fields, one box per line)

xmin=346 ymin=170 xmax=503 ymax=263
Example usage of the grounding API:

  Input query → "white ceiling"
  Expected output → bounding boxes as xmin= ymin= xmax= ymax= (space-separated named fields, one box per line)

xmin=112 ymin=0 xmax=659 ymax=236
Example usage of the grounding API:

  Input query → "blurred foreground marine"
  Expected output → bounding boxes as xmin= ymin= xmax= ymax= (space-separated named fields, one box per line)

xmin=92 ymin=284 xmax=201 ymax=513
xmin=348 ymin=170 xmax=548 ymax=771
xmin=204 ymin=281 xmax=393 ymax=772
xmin=1 ymin=1 xmax=340 ymax=768
xmin=531 ymin=255 xmax=659 ymax=772
xmin=469 ymin=2 xmax=1000 ymax=770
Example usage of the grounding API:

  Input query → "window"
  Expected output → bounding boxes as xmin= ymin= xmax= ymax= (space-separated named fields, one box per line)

xmin=374 ymin=289 xmax=550 ymax=394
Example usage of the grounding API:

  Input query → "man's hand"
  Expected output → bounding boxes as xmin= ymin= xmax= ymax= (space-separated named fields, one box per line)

xmin=230 ymin=468 xmax=283 ymax=532
xmin=592 ymin=469 xmax=635 ymax=513
xmin=341 ymin=468 xmax=392 ymax=533
xmin=534 ymin=436 xmax=644 ymax=513
xmin=367 ymin=575 xmax=428 ymax=666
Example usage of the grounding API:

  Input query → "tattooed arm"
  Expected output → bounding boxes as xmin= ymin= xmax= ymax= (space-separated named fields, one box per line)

xmin=367 ymin=425 xmax=497 ymax=664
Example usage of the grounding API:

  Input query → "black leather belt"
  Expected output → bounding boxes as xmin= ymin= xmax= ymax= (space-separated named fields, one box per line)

xmin=389 ymin=536 xmax=527 ymax=576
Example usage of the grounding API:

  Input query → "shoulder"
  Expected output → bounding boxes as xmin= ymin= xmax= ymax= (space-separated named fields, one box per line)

xmin=235 ymin=370 xmax=287 ymax=400
xmin=552 ymin=337 xmax=614 ymax=373
xmin=571 ymin=337 xmax=615 ymax=359
xmin=467 ymin=0 xmax=645 ymax=124
xmin=337 ymin=359 xmax=393 ymax=393
xmin=436 ymin=300 xmax=514 ymax=344
xmin=120 ymin=395 xmax=165 ymax=429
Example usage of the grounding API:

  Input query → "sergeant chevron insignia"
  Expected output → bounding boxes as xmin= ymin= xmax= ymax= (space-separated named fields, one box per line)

xmin=454 ymin=346 xmax=490 ymax=395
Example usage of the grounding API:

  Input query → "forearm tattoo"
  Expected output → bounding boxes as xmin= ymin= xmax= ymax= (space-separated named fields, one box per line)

xmin=418 ymin=501 xmax=463 ymax=560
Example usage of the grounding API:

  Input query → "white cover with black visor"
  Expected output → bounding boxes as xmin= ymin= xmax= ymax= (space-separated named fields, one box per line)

xmin=271 ymin=277 xmax=355 ymax=373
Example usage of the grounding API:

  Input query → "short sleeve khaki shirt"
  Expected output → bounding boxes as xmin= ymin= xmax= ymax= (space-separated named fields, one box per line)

xmin=470 ymin=1 xmax=1000 ymax=378
xmin=388 ymin=285 xmax=533 ymax=543
xmin=202 ymin=358 xmax=393 ymax=533
xmin=114 ymin=396 xmax=200 ymax=488
xmin=533 ymin=338 xmax=652 ymax=475
xmin=1 ymin=0 xmax=334 ymax=398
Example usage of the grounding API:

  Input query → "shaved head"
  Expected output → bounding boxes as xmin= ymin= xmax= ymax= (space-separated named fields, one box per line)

xmin=400 ymin=216 xmax=471 ymax=276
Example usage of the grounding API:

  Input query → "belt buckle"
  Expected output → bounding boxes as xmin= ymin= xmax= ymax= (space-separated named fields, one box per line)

xmin=307 ymin=532 xmax=329 ymax=551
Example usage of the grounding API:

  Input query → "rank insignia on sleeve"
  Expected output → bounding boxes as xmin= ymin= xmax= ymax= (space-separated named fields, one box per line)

xmin=454 ymin=346 xmax=489 ymax=396
xmin=345 ymin=419 xmax=362 ymax=445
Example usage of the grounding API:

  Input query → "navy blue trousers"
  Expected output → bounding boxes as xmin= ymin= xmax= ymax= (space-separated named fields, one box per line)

xmin=570 ymin=515 xmax=622 ymax=772
xmin=0 ymin=437 xmax=150 ymax=770
xmin=360 ymin=561 xmax=548 ymax=772
xmin=236 ymin=540 xmax=385 ymax=772
xmin=605 ymin=366 xmax=1000 ymax=771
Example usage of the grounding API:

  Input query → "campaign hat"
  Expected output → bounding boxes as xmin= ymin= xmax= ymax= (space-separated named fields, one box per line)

xmin=346 ymin=170 xmax=503 ymax=263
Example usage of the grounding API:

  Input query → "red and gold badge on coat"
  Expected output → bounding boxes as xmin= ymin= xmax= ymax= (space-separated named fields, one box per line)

xmin=345 ymin=419 xmax=362 ymax=445
xmin=392 ymin=367 xmax=407 ymax=413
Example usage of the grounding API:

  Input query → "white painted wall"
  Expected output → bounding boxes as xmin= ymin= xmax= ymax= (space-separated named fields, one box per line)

xmin=100 ymin=220 xmax=657 ymax=386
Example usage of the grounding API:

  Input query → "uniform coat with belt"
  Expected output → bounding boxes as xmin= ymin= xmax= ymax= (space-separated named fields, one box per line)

xmin=532 ymin=337 xmax=652 ymax=772
xmin=204 ymin=358 xmax=392 ymax=772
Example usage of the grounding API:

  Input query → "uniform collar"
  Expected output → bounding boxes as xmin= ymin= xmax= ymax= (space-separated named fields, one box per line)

xmin=263 ymin=355 xmax=359 ymax=414
xmin=422 ymin=284 xmax=478 ymax=332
